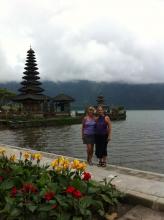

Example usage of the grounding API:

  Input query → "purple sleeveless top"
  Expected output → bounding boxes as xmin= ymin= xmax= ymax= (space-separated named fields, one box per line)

xmin=95 ymin=116 xmax=108 ymax=135
xmin=83 ymin=117 xmax=96 ymax=135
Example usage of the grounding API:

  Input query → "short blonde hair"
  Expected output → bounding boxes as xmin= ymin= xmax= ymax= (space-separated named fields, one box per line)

xmin=87 ymin=106 xmax=95 ymax=113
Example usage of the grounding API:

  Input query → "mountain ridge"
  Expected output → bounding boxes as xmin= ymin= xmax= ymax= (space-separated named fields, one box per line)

xmin=0 ymin=80 xmax=164 ymax=110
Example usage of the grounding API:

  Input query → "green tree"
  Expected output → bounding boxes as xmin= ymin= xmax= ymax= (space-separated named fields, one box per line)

xmin=0 ymin=88 xmax=16 ymax=107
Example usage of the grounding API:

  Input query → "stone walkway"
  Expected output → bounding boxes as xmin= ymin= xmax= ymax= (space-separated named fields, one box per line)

xmin=1 ymin=144 xmax=164 ymax=214
xmin=118 ymin=205 xmax=164 ymax=220
xmin=88 ymin=164 xmax=164 ymax=211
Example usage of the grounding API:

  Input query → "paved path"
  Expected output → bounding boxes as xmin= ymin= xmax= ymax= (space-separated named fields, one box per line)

xmin=118 ymin=205 xmax=164 ymax=220
xmin=1 ymin=144 xmax=164 ymax=213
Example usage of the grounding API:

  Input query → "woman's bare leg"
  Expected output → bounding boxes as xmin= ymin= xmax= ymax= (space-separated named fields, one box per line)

xmin=90 ymin=144 xmax=94 ymax=162
xmin=87 ymin=144 xmax=94 ymax=164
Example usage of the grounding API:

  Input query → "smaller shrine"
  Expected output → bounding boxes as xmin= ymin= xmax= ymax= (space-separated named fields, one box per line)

xmin=53 ymin=94 xmax=74 ymax=116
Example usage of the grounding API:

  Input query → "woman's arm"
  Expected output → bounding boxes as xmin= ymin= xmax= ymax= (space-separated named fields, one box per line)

xmin=105 ymin=116 xmax=112 ymax=141
xmin=81 ymin=117 xmax=86 ymax=139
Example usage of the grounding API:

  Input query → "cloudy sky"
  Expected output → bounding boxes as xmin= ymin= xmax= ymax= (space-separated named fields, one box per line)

xmin=0 ymin=0 xmax=164 ymax=83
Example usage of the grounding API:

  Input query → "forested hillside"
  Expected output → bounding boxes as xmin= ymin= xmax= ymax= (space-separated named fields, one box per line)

xmin=0 ymin=81 xmax=164 ymax=109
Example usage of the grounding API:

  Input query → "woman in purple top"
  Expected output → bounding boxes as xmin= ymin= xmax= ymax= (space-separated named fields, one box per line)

xmin=95 ymin=106 xmax=112 ymax=167
xmin=82 ymin=106 xmax=96 ymax=165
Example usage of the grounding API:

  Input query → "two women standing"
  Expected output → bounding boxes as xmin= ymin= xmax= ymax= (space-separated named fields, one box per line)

xmin=82 ymin=105 xmax=112 ymax=167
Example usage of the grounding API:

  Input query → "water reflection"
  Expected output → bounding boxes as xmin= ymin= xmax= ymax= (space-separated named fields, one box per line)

xmin=14 ymin=127 xmax=48 ymax=151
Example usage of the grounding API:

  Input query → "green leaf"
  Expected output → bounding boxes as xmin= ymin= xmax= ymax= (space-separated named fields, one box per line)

xmin=55 ymin=195 xmax=69 ymax=209
xmin=47 ymin=182 xmax=59 ymax=191
xmin=79 ymin=208 xmax=92 ymax=217
xmin=112 ymin=197 xmax=118 ymax=204
xmin=79 ymin=197 xmax=93 ymax=209
xmin=38 ymin=173 xmax=50 ymax=187
xmin=0 ymin=204 xmax=10 ymax=214
xmin=71 ymin=179 xmax=87 ymax=193
xmin=38 ymin=205 xmax=52 ymax=212
xmin=97 ymin=209 xmax=105 ymax=217
xmin=28 ymin=205 xmax=37 ymax=213
xmin=100 ymin=194 xmax=113 ymax=205
xmin=10 ymin=208 xmax=21 ymax=217
xmin=72 ymin=217 xmax=83 ymax=220
xmin=5 ymin=196 xmax=14 ymax=205
xmin=93 ymin=200 xmax=104 ymax=210
xmin=32 ymin=194 xmax=39 ymax=203
xmin=39 ymin=189 xmax=47 ymax=197
xmin=1 ymin=180 xmax=14 ymax=190
xmin=56 ymin=212 xmax=71 ymax=220
xmin=87 ymin=186 xmax=100 ymax=194
xmin=38 ymin=211 xmax=48 ymax=220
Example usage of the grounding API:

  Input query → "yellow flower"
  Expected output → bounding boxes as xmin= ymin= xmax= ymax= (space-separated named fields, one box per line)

xmin=63 ymin=160 xmax=70 ymax=169
xmin=76 ymin=162 xmax=87 ymax=171
xmin=23 ymin=152 xmax=30 ymax=160
xmin=59 ymin=156 xmax=64 ymax=164
xmin=71 ymin=159 xmax=80 ymax=169
xmin=63 ymin=164 xmax=69 ymax=169
xmin=51 ymin=157 xmax=70 ymax=171
xmin=0 ymin=148 xmax=6 ymax=155
xmin=34 ymin=153 xmax=42 ymax=160
xmin=55 ymin=166 xmax=62 ymax=172
xmin=71 ymin=160 xmax=87 ymax=171
xmin=51 ymin=159 xmax=58 ymax=168
xmin=9 ymin=154 xmax=16 ymax=162
xmin=30 ymin=153 xmax=35 ymax=160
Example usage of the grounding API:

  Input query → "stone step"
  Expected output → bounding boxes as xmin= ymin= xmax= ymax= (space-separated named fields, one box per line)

xmin=118 ymin=205 xmax=164 ymax=220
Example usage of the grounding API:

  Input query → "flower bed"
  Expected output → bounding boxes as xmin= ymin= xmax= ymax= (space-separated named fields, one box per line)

xmin=0 ymin=148 xmax=123 ymax=220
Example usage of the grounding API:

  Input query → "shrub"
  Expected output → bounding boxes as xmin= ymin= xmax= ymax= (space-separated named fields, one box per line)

xmin=0 ymin=148 xmax=123 ymax=220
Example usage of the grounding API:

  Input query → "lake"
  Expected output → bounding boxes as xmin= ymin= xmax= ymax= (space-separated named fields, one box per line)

xmin=0 ymin=110 xmax=164 ymax=174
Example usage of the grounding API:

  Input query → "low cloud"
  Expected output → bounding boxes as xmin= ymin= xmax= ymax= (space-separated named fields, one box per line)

xmin=0 ymin=0 xmax=164 ymax=83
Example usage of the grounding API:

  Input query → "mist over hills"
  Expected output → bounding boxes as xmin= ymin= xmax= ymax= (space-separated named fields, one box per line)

xmin=0 ymin=80 xmax=164 ymax=110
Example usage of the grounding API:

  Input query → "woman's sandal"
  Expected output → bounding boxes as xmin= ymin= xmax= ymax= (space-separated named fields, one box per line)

xmin=101 ymin=162 xmax=106 ymax=167
xmin=97 ymin=161 xmax=102 ymax=167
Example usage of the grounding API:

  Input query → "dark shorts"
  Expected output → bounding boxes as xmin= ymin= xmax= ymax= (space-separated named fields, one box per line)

xmin=83 ymin=134 xmax=95 ymax=144
xmin=95 ymin=134 xmax=108 ymax=158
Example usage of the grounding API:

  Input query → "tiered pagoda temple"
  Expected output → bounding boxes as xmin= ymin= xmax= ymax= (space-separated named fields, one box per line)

xmin=14 ymin=47 xmax=47 ymax=112
xmin=97 ymin=95 xmax=105 ymax=106
xmin=96 ymin=95 xmax=126 ymax=120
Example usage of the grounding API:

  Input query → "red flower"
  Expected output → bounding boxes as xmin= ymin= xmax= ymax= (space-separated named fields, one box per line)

xmin=11 ymin=186 xmax=17 ymax=197
xmin=82 ymin=172 xmax=91 ymax=181
xmin=66 ymin=186 xmax=82 ymax=198
xmin=0 ymin=176 xmax=3 ymax=182
xmin=44 ymin=191 xmax=55 ymax=201
xmin=72 ymin=190 xmax=82 ymax=198
xmin=22 ymin=183 xmax=37 ymax=193
xmin=52 ymin=204 xmax=57 ymax=209
xmin=66 ymin=186 xmax=75 ymax=194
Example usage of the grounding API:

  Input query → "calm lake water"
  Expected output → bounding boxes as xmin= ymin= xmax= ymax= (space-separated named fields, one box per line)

xmin=0 ymin=110 xmax=164 ymax=174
